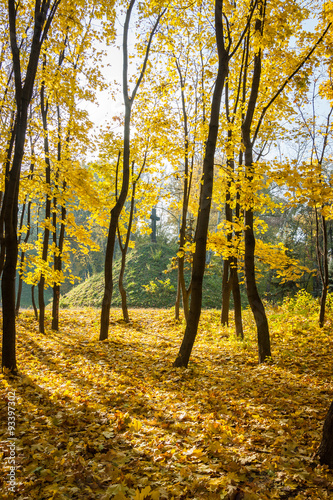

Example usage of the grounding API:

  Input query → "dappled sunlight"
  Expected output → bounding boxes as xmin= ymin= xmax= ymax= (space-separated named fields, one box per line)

xmin=1 ymin=304 xmax=333 ymax=499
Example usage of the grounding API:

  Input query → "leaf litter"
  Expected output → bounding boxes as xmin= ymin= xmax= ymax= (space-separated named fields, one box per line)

xmin=0 ymin=301 xmax=333 ymax=499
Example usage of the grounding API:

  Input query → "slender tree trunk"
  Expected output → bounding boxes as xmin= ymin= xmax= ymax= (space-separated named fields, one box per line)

xmin=175 ymin=272 xmax=181 ymax=320
xmin=52 ymin=104 xmax=67 ymax=331
xmin=2 ymin=103 xmax=28 ymax=372
xmin=232 ymin=191 xmax=243 ymax=338
xmin=38 ymin=72 xmax=52 ymax=334
xmin=174 ymin=60 xmax=194 ymax=322
xmin=221 ymin=158 xmax=233 ymax=325
xmin=118 ymin=157 xmax=146 ymax=322
xmin=244 ymin=204 xmax=271 ymax=361
xmin=231 ymin=259 xmax=243 ymax=338
xmin=0 ymin=114 xmax=16 ymax=279
xmin=316 ymin=210 xmax=329 ymax=328
xmin=100 ymin=109 xmax=130 ymax=339
xmin=32 ymin=285 xmax=38 ymax=321
xmin=16 ymin=200 xmax=32 ymax=315
xmin=221 ymin=258 xmax=232 ymax=325
xmin=118 ymin=252 xmax=130 ymax=322
xmin=241 ymin=1 xmax=271 ymax=363
xmin=52 ymin=197 xmax=66 ymax=330
xmin=174 ymin=0 xmax=229 ymax=368
xmin=100 ymin=0 xmax=164 ymax=339
xmin=2 ymin=0 xmax=60 ymax=372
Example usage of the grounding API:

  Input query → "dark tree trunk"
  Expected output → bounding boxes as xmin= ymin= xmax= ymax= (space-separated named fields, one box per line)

xmin=318 ymin=401 xmax=333 ymax=468
xmin=221 ymin=258 xmax=232 ymax=325
xmin=2 ymin=0 xmax=60 ymax=371
xmin=241 ymin=1 xmax=271 ymax=363
xmin=100 ymin=0 xmax=164 ymax=340
xmin=117 ymin=188 xmax=132 ymax=323
xmin=16 ymin=201 xmax=32 ymax=316
xmin=32 ymin=285 xmax=38 ymax=321
xmin=100 ymin=145 xmax=129 ymax=339
xmin=52 ymin=196 xmax=66 ymax=330
xmin=221 ymin=170 xmax=233 ymax=326
xmin=174 ymin=0 xmax=229 ymax=368
xmin=316 ymin=207 xmax=329 ymax=328
xmin=175 ymin=271 xmax=181 ymax=320
xmin=231 ymin=260 xmax=243 ymax=338
xmin=0 ymin=114 xmax=16 ymax=279
xmin=174 ymin=59 xmax=193 ymax=322
xmin=51 ymin=52 xmax=67 ymax=330
xmin=51 ymin=104 xmax=67 ymax=331
xmin=244 ymin=206 xmax=271 ymax=362
xmin=118 ymin=157 xmax=146 ymax=323
xmin=232 ymin=192 xmax=243 ymax=338
xmin=38 ymin=71 xmax=51 ymax=334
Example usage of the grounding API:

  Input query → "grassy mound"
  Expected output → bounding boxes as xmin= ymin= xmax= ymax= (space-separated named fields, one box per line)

xmin=60 ymin=240 xmax=223 ymax=309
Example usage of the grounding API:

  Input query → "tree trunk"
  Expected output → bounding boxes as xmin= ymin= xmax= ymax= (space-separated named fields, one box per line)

xmin=118 ymin=157 xmax=146 ymax=323
xmin=244 ymin=207 xmax=271 ymax=361
xmin=2 ymin=0 xmax=60 ymax=372
xmin=175 ymin=271 xmax=181 ymax=320
xmin=231 ymin=261 xmax=243 ymax=338
xmin=174 ymin=0 xmax=229 ymax=368
xmin=318 ymin=401 xmax=333 ymax=468
xmin=32 ymin=285 xmax=38 ymax=321
xmin=52 ymin=198 xmax=66 ymax=331
xmin=241 ymin=1 xmax=271 ymax=363
xmin=2 ymin=92 xmax=29 ymax=374
xmin=317 ymin=211 xmax=329 ymax=328
xmin=52 ymin=105 xmax=67 ymax=331
xmin=118 ymin=252 xmax=130 ymax=323
xmin=38 ymin=72 xmax=51 ymax=334
xmin=174 ymin=59 xmax=193 ymax=323
xmin=0 ymin=115 xmax=16 ymax=279
xmin=100 ymin=106 xmax=131 ymax=340
xmin=179 ymin=256 xmax=190 ymax=321
xmin=221 ymin=258 xmax=232 ymax=325
xmin=100 ymin=0 xmax=164 ymax=339
xmin=15 ymin=198 xmax=30 ymax=316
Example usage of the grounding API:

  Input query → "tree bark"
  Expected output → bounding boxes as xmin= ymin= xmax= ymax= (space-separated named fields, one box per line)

xmin=38 ymin=69 xmax=52 ymax=334
xmin=0 ymin=114 xmax=16 ymax=279
xmin=317 ymin=212 xmax=329 ymax=328
xmin=174 ymin=59 xmax=193 ymax=322
xmin=175 ymin=271 xmax=181 ymax=320
xmin=174 ymin=0 xmax=229 ymax=368
xmin=318 ymin=401 xmax=333 ymax=468
xmin=100 ymin=1 xmax=165 ymax=339
xmin=2 ymin=0 xmax=60 ymax=371
xmin=241 ymin=0 xmax=271 ymax=363
xmin=16 ymin=200 xmax=32 ymax=316
xmin=221 ymin=182 xmax=233 ymax=325
xmin=32 ymin=285 xmax=38 ymax=321
xmin=52 ymin=193 xmax=66 ymax=331
xmin=231 ymin=259 xmax=243 ymax=338
xmin=52 ymin=103 xmax=68 ymax=331
xmin=221 ymin=258 xmax=232 ymax=325
xmin=118 ymin=166 xmax=137 ymax=322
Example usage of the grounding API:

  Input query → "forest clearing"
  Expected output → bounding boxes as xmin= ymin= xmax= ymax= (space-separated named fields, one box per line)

xmin=2 ymin=0 xmax=333 ymax=497
xmin=1 ymin=295 xmax=333 ymax=499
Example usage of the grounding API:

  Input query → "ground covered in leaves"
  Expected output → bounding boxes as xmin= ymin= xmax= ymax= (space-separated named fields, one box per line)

xmin=1 ymin=292 xmax=333 ymax=499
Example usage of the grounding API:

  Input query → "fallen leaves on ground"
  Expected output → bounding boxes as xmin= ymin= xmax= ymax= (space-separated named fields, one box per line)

xmin=1 ymin=299 xmax=333 ymax=499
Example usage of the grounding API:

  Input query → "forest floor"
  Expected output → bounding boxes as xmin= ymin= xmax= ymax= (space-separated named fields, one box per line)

xmin=1 ymin=293 xmax=333 ymax=499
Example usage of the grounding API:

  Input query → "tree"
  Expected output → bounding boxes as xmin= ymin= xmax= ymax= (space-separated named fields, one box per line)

xmin=173 ymin=0 xmax=255 ymax=368
xmin=2 ymin=0 xmax=61 ymax=373
xmin=100 ymin=0 xmax=165 ymax=340
xmin=231 ymin=0 xmax=330 ymax=362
